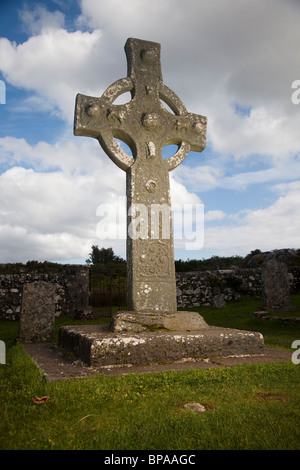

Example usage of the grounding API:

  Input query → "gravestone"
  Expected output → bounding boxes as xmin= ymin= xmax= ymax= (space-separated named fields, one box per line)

xmin=261 ymin=259 xmax=295 ymax=312
xmin=63 ymin=266 xmax=92 ymax=318
xmin=212 ymin=285 xmax=226 ymax=309
xmin=18 ymin=281 xmax=56 ymax=342
xmin=58 ymin=38 xmax=264 ymax=368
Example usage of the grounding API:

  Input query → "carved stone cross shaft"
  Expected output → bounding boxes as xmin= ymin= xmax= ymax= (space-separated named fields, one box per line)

xmin=74 ymin=38 xmax=207 ymax=313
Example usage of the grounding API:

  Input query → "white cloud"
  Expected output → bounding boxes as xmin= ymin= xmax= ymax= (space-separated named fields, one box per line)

xmin=211 ymin=104 xmax=300 ymax=162
xmin=173 ymin=153 xmax=300 ymax=192
xmin=73 ymin=0 xmax=300 ymax=187
xmin=1 ymin=0 xmax=300 ymax=262
xmin=220 ymin=157 xmax=300 ymax=191
xmin=0 ymin=27 xmax=104 ymax=122
xmin=1 ymin=0 xmax=300 ymax=158
xmin=0 ymin=136 xmax=206 ymax=262
xmin=203 ymin=180 xmax=300 ymax=256
xmin=170 ymin=176 xmax=202 ymax=205
xmin=172 ymin=165 xmax=224 ymax=192
xmin=0 ymin=135 xmax=123 ymax=176
xmin=0 ymin=222 xmax=93 ymax=263
xmin=205 ymin=210 xmax=226 ymax=222
xmin=19 ymin=4 xmax=65 ymax=35
xmin=0 ymin=135 xmax=128 ymax=262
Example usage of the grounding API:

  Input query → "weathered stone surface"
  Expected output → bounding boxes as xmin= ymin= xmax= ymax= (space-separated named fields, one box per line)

xmin=69 ymin=38 xmax=266 ymax=367
xmin=0 ymin=265 xmax=91 ymax=321
xmin=212 ymin=295 xmax=226 ymax=309
xmin=1 ymin=265 xmax=300 ymax=321
xmin=261 ymin=259 xmax=296 ymax=312
xmin=110 ymin=310 xmax=209 ymax=333
xmin=18 ymin=281 xmax=56 ymax=342
xmin=58 ymin=324 xmax=264 ymax=367
xmin=252 ymin=248 xmax=298 ymax=266
xmin=23 ymin=343 xmax=291 ymax=381
xmin=74 ymin=37 xmax=207 ymax=315
xmin=211 ymin=285 xmax=226 ymax=308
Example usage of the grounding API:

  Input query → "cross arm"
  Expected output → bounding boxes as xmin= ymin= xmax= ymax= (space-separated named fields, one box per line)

xmin=161 ymin=107 xmax=207 ymax=171
xmin=74 ymin=82 xmax=135 ymax=171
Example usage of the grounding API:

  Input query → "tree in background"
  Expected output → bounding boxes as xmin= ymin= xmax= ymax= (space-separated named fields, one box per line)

xmin=86 ymin=245 xmax=125 ymax=265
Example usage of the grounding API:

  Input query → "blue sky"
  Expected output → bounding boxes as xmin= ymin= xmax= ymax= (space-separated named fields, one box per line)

xmin=0 ymin=0 xmax=300 ymax=264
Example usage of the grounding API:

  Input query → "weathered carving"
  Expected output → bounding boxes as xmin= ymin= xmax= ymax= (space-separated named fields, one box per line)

xmin=138 ymin=240 xmax=171 ymax=279
xmin=145 ymin=179 xmax=157 ymax=193
xmin=74 ymin=38 xmax=207 ymax=313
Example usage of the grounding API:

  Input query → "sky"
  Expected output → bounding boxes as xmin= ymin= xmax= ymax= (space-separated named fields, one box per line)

xmin=0 ymin=0 xmax=299 ymax=264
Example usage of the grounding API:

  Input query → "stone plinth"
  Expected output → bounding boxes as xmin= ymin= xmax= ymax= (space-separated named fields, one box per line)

xmin=110 ymin=310 xmax=210 ymax=333
xmin=58 ymin=324 xmax=264 ymax=368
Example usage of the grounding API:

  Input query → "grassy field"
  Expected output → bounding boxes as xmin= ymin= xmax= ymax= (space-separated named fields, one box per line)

xmin=191 ymin=294 xmax=300 ymax=350
xmin=0 ymin=296 xmax=300 ymax=450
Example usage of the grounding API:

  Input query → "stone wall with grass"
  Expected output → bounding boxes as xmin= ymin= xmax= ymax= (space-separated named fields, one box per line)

xmin=176 ymin=266 xmax=300 ymax=309
xmin=1 ymin=264 xmax=299 ymax=320
xmin=0 ymin=265 xmax=90 ymax=320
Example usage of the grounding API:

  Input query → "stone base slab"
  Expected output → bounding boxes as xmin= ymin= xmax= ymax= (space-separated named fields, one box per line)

xmin=58 ymin=324 xmax=264 ymax=368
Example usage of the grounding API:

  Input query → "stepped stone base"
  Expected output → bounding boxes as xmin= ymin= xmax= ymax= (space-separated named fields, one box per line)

xmin=58 ymin=322 xmax=264 ymax=368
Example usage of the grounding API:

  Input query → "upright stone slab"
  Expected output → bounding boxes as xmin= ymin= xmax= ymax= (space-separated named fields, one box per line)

xmin=261 ymin=259 xmax=295 ymax=312
xmin=18 ymin=281 xmax=56 ymax=342
xmin=63 ymin=266 xmax=92 ymax=318
xmin=74 ymin=38 xmax=207 ymax=329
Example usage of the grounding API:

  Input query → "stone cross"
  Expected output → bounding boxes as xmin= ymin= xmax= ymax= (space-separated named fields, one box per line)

xmin=74 ymin=38 xmax=207 ymax=314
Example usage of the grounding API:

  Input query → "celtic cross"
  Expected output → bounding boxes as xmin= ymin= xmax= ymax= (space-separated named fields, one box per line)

xmin=74 ymin=38 xmax=207 ymax=313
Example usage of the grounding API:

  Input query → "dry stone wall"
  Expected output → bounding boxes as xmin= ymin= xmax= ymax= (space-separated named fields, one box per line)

xmin=0 ymin=266 xmax=90 ymax=320
xmin=1 ymin=265 xmax=299 ymax=320
xmin=176 ymin=267 xmax=300 ymax=309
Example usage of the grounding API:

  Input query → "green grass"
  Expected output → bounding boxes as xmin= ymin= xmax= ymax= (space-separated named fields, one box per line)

xmin=185 ymin=294 xmax=300 ymax=350
xmin=1 ymin=296 xmax=300 ymax=450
